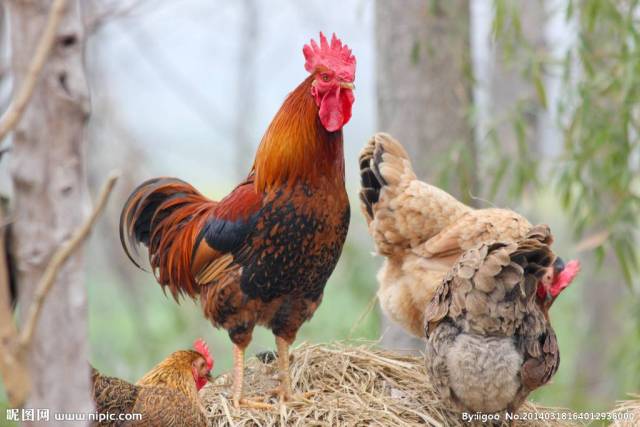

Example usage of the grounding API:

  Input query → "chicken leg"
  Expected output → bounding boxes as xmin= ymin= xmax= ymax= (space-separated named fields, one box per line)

xmin=275 ymin=336 xmax=293 ymax=401
xmin=231 ymin=345 xmax=272 ymax=410
xmin=268 ymin=336 xmax=316 ymax=404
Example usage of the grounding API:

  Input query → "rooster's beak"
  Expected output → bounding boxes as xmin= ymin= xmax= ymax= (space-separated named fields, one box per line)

xmin=340 ymin=82 xmax=355 ymax=90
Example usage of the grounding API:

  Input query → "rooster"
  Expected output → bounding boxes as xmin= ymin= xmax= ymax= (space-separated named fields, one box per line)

xmin=424 ymin=228 xmax=580 ymax=413
xmin=358 ymin=132 xmax=579 ymax=337
xmin=120 ymin=33 xmax=355 ymax=408
xmin=92 ymin=339 xmax=213 ymax=426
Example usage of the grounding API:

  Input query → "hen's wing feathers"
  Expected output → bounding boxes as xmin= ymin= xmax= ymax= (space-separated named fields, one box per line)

xmin=424 ymin=277 xmax=451 ymax=336
xmin=415 ymin=209 xmax=533 ymax=272
xmin=426 ymin=225 xmax=554 ymax=335
xmin=520 ymin=329 xmax=559 ymax=391
xmin=133 ymin=387 xmax=207 ymax=427
xmin=92 ymin=369 xmax=139 ymax=417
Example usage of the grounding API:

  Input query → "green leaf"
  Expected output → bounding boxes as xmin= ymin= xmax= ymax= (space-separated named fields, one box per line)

xmin=489 ymin=157 xmax=509 ymax=199
xmin=533 ymin=67 xmax=548 ymax=109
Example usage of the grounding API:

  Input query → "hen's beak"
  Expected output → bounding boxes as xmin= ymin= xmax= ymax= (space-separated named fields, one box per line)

xmin=340 ymin=82 xmax=355 ymax=90
xmin=553 ymin=256 xmax=565 ymax=274
xmin=205 ymin=372 xmax=213 ymax=382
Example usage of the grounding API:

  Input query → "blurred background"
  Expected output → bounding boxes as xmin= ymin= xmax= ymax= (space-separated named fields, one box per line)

xmin=1 ymin=0 xmax=638 ymax=418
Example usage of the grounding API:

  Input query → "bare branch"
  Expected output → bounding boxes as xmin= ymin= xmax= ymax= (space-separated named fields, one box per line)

xmin=18 ymin=171 xmax=119 ymax=350
xmin=0 ymin=0 xmax=67 ymax=141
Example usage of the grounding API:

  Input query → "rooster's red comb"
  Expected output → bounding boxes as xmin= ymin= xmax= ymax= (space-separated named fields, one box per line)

xmin=303 ymin=32 xmax=356 ymax=81
xmin=193 ymin=338 xmax=213 ymax=370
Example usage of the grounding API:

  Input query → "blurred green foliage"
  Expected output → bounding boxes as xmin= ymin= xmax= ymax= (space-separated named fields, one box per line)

xmin=0 ymin=401 xmax=16 ymax=427
xmin=486 ymin=0 xmax=640 ymax=411
xmin=491 ymin=0 xmax=640 ymax=288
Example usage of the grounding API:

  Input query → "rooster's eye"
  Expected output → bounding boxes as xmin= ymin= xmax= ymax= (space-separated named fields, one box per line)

xmin=321 ymin=73 xmax=330 ymax=82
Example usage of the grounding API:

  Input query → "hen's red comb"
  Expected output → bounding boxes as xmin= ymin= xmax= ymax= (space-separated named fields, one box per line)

xmin=551 ymin=259 xmax=581 ymax=296
xmin=193 ymin=338 xmax=213 ymax=370
xmin=303 ymin=32 xmax=356 ymax=80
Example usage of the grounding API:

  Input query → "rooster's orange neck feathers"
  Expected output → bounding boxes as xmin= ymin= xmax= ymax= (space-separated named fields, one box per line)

xmin=253 ymin=75 xmax=345 ymax=193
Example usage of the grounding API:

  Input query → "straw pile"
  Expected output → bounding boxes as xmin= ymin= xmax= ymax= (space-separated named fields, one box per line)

xmin=612 ymin=396 xmax=640 ymax=427
xmin=201 ymin=342 xmax=576 ymax=426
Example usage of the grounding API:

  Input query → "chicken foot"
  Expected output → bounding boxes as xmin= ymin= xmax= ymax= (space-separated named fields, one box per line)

xmin=266 ymin=336 xmax=316 ymax=405
xmin=231 ymin=345 xmax=272 ymax=410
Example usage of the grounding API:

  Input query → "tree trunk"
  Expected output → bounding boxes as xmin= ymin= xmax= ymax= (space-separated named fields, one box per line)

xmin=375 ymin=0 xmax=473 ymax=351
xmin=7 ymin=0 xmax=93 ymax=423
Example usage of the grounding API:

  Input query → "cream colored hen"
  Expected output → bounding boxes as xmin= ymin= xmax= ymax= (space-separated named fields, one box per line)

xmin=359 ymin=133 xmax=535 ymax=337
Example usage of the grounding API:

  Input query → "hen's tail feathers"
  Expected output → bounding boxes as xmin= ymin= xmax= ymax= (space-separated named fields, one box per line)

xmin=359 ymin=133 xmax=416 ymax=223
xmin=510 ymin=225 xmax=555 ymax=297
xmin=119 ymin=178 xmax=216 ymax=301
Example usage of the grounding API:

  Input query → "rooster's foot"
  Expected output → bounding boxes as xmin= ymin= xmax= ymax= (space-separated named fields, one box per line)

xmin=265 ymin=386 xmax=317 ymax=405
xmin=232 ymin=397 xmax=273 ymax=410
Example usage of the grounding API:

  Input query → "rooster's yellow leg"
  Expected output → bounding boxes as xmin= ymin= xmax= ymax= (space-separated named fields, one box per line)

xmin=276 ymin=336 xmax=293 ymax=401
xmin=232 ymin=345 xmax=272 ymax=410
xmin=267 ymin=337 xmax=316 ymax=404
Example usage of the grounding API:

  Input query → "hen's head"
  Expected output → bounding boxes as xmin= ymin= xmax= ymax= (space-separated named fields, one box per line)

xmin=191 ymin=339 xmax=214 ymax=391
xmin=537 ymin=257 xmax=581 ymax=315
xmin=303 ymin=32 xmax=356 ymax=132
xmin=137 ymin=338 xmax=214 ymax=392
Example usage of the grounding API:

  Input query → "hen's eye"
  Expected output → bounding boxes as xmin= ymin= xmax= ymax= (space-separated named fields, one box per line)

xmin=321 ymin=74 xmax=330 ymax=82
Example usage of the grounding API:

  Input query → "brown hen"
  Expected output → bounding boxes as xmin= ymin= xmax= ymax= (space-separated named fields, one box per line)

xmin=91 ymin=340 xmax=213 ymax=426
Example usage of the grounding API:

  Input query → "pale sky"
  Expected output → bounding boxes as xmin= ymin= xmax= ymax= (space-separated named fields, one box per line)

xmin=88 ymin=0 xmax=376 ymax=194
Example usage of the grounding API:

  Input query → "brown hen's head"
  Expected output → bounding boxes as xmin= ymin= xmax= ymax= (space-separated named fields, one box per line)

xmin=137 ymin=338 xmax=214 ymax=392
xmin=537 ymin=257 xmax=581 ymax=315
xmin=303 ymin=32 xmax=356 ymax=132
xmin=192 ymin=338 xmax=214 ymax=390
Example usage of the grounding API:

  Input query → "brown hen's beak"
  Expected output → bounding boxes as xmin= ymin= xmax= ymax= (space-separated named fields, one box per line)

xmin=205 ymin=372 xmax=212 ymax=381
xmin=340 ymin=82 xmax=355 ymax=90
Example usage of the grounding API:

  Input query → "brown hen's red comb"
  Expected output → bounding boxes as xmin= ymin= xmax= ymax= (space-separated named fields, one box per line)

xmin=193 ymin=338 xmax=213 ymax=370
xmin=303 ymin=32 xmax=356 ymax=80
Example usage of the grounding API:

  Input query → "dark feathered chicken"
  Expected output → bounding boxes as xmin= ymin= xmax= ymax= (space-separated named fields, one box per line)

xmin=424 ymin=226 xmax=579 ymax=413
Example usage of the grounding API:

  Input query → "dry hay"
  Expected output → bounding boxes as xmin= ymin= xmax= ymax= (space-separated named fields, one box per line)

xmin=201 ymin=342 xmax=576 ymax=426
xmin=611 ymin=395 xmax=640 ymax=427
